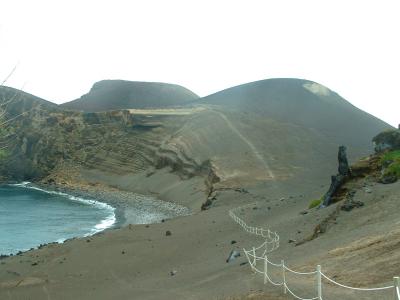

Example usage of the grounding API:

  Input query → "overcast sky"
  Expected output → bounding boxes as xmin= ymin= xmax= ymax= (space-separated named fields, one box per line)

xmin=0 ymin=0 xmax=398 ymax=126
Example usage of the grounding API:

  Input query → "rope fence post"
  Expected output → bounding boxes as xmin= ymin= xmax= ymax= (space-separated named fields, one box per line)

xmin=252 ymin=247 xmax=256 ymax=268
xmin=264 ymin=256 xmax=268 ymax=284
xmin=244 ymin=248 xmax=252 ymax=272
xmin=394 ymin=277 xmax=400 ymax=300
xmin=282 ymin=259 xmax=287 ymax=294
xmin=317 ymin=265 xmax=322 ymax=300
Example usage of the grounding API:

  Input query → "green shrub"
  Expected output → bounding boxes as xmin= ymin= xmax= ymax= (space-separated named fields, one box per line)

xmin=381 ymin=150 xmax=400 ymax=178
xmin=384 ymin=162 xmax=400 ymax=177
xmin=381 ymin=150 xmax=400 ymax=163
xmin=309 ymin=198 xmax=322 ymax=209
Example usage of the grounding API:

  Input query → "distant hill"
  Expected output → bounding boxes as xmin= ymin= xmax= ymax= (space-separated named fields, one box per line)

xmin=0 ymin=86 xmax=58 ymax=117
xmin=61 ymin=80 xmax=199 ymax=112
xmin=198 ymin=78 xmax=390 ymax=149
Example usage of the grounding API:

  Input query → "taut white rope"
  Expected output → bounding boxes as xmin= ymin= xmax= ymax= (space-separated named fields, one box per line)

xmin=320 ymin=271 xmax=394 ymax=291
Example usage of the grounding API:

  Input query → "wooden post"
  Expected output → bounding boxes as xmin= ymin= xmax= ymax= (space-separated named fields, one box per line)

xmin=394 ymin=277 xmax=400 ymax=300
xmin=244 ymin=248 xmax=252 ymax=272
xmin=252 ymin=247 xmax=256 ymax=268
xmin=317 ymin=265 xmax=322 ymax=300
xmin=282 ymin=260 xmax=287 ymax=294
xmin=264 ymin=256 xmax=268 ymax=284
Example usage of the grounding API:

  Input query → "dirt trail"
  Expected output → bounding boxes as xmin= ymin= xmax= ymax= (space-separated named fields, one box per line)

xmin=215 ymin=111 xmax=275 ymax=179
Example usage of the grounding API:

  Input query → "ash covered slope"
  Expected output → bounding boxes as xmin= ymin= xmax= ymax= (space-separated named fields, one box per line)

xmin=61 ymin=80 xmax=199 ymax=112
xmin=199 ymin=78 xmax=389 ymax=147
xmin=158 ymin=79 xmax=392 ymax=188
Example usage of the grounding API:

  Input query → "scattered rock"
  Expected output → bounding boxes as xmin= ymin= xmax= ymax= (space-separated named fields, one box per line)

xmin=226 ymin=250 xmax=241 ymax=263
xmin=364 ymin=187 xmax=372 ymax=193
xmin=231 ymin=240 xmax=237 ymax=245
xmin=280 ymin=197 xmax=285 ymax=201
xmin=380 ymin=174 xmax=397 ymax=184
xmin=341 ymin=200 xmax=364 ymax=211
xmin=165 ymin=230 xmax=172 ymax=236
xmin=300 ymin=211 xmax=308 ymax=215
xmin=341 ymin=190 xmax=364 ymax=211
xmin=240 ymin=262 xmax=248 ymax=266
xmin=86 ymin=239 xmax=91 ymax=243
xmin=121 ymin=251 xmax=125 ymax=254
xmin=6 ymin=270 xmax=20 ymax=276
xmin=145 ymin=225 xmax=150 ymax=228
xmin=288 ymin=239 xmax=296 ymax=243
xmin=170 ymin=270 xmax=177 ymax=276
xmin=31 ymin=262 xmax=38 ymax=266
xmin=201 ymin=198 xmax=213 ymax=210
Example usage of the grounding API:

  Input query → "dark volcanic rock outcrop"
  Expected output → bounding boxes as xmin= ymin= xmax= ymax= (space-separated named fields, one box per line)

xmin=61 ymin=80 xmax=199 ymax=112
xmin=373 ymin=129 xmax=400 ymax=152
xmin=321 ymin=146 xmax=351 ymax=207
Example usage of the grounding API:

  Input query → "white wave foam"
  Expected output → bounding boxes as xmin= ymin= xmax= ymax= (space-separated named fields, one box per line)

xmin=9 ymin=182 xmax=116 ymax=238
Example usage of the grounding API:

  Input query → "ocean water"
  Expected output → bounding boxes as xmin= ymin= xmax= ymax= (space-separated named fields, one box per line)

xmin=0 ymin=183 xmax=116 ymax=255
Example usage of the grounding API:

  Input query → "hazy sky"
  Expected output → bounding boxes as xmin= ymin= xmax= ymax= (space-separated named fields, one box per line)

xmin=1 ymin=0 xmax=398 ymax=126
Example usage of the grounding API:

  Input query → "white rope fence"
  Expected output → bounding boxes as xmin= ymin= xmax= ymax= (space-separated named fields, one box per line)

xmin=229 ymin=205 xmax=400 ymax=300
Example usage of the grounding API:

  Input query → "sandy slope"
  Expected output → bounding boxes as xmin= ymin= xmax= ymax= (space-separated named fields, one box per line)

xmin=1 ymin=177 xmax=399 ymax=300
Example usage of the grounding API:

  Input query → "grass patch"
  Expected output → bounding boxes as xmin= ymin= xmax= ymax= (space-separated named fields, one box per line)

xmin=309 ymin=198 xmax=322 ymax=209
xmin=381 ymin=150 xmax=400 ymax=163
xmin=385 ymin=162 xmax=400 ymax=178
xmin=380 ymin=150 xmax=400 ymax=179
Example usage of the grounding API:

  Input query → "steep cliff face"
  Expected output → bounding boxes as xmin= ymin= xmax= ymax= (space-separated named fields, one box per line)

xmin=1 ymin=101 xmax=207 ymax=183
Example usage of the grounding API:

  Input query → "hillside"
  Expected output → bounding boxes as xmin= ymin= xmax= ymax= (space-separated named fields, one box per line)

xmin=0 ymin=79 xmax=397 ymax=300
xmin=199 ymin=78 xmax=389 ymax=149
xmin=0 ymin=86 xmax=58 ymax=115
xmin=1 ymin=78 xmax=394 ymax=209
xmin=61 ymin=80 xmax=199 ymax=112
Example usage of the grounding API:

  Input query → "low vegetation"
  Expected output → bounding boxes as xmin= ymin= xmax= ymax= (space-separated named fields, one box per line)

xmin=309 ymin=198 xmax=322 ymax=209
xmin=381 ymin=150 xmax=400 ymax=179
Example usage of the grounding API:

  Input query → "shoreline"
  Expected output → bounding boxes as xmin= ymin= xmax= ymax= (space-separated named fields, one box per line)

xmin=0 ymin=180 xmax=192 ymax=257
xmin=35 ymin=181 xmax=192 ymax=226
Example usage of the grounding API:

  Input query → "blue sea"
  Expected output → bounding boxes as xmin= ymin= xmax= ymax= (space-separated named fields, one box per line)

xmin=0 ymin=182 xmax=116 ymax=255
